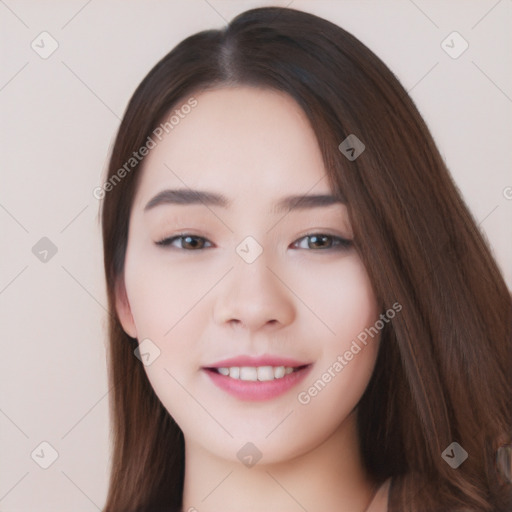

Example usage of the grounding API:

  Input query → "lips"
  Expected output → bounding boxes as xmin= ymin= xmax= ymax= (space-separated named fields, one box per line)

xmin=202 ymin=355 xmax=312 ymax=401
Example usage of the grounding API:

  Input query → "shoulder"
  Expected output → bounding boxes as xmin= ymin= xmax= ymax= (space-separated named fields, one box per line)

xmin=366 ymin=477 xmax=392 ymax=512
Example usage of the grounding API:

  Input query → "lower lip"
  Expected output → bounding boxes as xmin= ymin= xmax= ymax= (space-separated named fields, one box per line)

xmin=203 ymin=366 xmax=312 ymax=401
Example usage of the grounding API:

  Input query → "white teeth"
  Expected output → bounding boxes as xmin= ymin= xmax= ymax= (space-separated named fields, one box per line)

xmin=257 ymin=366 xmax=274 ymax=381
xmin=215 ymin=365 xmax=298 ymax=381
xmin=239 ymin=367 xmax=258 ymax=381
xmin=274 ymin=366 xmax=285 ymax=379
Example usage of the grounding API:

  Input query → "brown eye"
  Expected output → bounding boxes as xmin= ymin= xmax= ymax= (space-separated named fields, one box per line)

xmin=307 ymin=234 xmax=332 ymax=249
xmin=293 ymin=233 xmax=352 ymax=251
xmin=156 ymin=234 xmax=212 ymax=250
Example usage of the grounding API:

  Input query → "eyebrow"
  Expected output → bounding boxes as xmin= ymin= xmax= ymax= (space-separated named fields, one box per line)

xmin=143 ymin=188 xmax=346 ymax=214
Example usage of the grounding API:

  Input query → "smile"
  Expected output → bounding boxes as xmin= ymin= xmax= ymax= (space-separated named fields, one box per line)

xmin=203 ymin=360 xmax=312 ymax=401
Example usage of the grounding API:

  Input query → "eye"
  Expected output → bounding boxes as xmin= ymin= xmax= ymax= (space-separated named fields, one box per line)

xmin=292 ymin=233 xmax=352 ymax=251
xmin=155 ymin=234 xmax=212 ymax=250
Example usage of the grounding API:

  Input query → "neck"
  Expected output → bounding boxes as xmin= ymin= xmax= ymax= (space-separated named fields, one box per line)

xmin=181 ymin=410 xmax=377 ymax=512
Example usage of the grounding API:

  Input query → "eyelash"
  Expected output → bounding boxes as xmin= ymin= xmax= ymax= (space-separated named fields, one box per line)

xmin=155 ymin=233 xmax=352 ymax=252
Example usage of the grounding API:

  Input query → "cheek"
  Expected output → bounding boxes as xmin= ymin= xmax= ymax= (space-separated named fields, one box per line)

xmin=123 ymin=245 xmax=210 ymax=339
xmin=294 ymin=254 xmax=381 ymax=410
xmin=123 ymin=249 xmax=210 ymax=421
xmin=292 ymin=253 xmax=380 ymax=345
xmin=122 ymin=245 xmax=215 ymax=383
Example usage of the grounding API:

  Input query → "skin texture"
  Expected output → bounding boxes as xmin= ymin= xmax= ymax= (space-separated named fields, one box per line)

xmin=116 ymin=86 xmax=387 ymax=511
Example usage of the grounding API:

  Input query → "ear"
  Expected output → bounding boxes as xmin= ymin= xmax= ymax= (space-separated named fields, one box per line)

xmin=114 ymin=275 xmax=137 ymax=339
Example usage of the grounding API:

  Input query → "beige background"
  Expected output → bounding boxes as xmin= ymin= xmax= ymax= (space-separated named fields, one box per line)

xmin=1 ymin=1 xmax=511 ymax=510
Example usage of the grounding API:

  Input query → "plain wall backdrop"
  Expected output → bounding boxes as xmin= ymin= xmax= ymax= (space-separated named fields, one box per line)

xmin=1 ymin=0 xmax=511 ymax=510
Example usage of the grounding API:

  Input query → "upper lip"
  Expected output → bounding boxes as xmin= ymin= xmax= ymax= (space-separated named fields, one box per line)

xmin=204 ymin=355 xmax=311 ymax=369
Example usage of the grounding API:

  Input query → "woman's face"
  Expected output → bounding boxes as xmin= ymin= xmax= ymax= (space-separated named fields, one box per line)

xmin=116 ymin=86 xmax=382 ymax=464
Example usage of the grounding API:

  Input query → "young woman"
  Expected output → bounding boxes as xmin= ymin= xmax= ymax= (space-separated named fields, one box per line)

xmin=99 ymin=6 xmax=511 ymax=512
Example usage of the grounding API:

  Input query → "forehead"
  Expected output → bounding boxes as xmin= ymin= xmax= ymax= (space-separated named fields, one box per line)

xmin=133 ymin=86 xmax=331 ymax=210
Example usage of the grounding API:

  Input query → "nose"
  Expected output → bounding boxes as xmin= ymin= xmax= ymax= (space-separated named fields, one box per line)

xmin=213 ymin=253 xmax=296 ymax=332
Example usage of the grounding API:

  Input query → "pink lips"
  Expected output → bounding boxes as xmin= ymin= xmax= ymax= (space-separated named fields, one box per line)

xmin=202 ymin=355 xmax=312 ymax=401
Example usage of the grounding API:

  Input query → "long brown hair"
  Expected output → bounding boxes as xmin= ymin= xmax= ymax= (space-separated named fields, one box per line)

xmin=100 ymin=7 xmax=511 ymax=511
